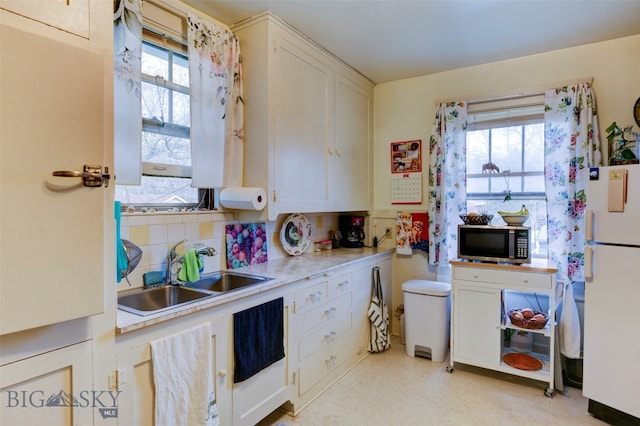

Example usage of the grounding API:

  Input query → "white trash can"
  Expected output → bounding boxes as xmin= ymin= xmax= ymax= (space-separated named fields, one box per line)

xmin=402 ymin=279 xmax=451 ymax=362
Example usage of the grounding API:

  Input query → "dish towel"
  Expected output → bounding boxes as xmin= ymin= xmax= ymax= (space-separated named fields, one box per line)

xmin=114 ymin=201 xmax=128 ymax=283
xmin=559 ymin=281 xmax=581 ymax=359
xmin=233 ymin=297 xmax=285 ymax=383
xmin=150 ymin=323 xmax=220 ymax=426
xmin=178 ymin=249 xmax=203 ymax=283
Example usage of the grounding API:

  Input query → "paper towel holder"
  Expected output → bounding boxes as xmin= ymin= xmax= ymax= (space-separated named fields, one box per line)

xmin=219 ymin=187 xmax=267 ymax=211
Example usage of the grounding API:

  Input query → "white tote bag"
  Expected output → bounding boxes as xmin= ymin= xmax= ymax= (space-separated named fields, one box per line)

xmin=368 ymin=267 xmax=390 ymax=352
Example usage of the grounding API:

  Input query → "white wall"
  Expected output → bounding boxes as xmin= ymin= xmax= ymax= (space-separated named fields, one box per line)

xmin=372 ymin=35 xmax=640 ymax=334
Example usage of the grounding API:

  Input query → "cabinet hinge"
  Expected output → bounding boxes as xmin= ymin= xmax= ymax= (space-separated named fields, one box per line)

xmin=292 ymin=371 xmax=296 ymax=385
xmin=272 ymin=189 xmax=277 ymax=202
xmin=109 ymin=369 xmax=127 ymax=390
xmin=292 ymin=300 xmax=296 ymax=314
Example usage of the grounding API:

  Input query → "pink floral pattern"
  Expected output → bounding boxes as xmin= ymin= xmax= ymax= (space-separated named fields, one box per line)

xmin=544 ymin=83 xmax=602 ymax=283
xmin=427 ymin=101 xmax=468 ymax=265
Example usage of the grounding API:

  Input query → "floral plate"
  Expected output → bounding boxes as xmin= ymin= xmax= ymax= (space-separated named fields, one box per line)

xmin=280 ymin=213 xmax=312 ymax=256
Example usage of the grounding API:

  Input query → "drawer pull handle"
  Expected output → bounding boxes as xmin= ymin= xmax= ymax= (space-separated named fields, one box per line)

xmin=325 ymin=355 xmax=336 ymax=366
xmin=337 ymin=281 xmax=348 ymax=288
xmin=218 ymin=369 xmax=227 ymax=377
xmin=324 ymin=307 xmax=337 ymax=318
xmin=309 ymin=291 xmax=322 ymax=302
xmin=325 ymin=331 xmax=337 ymax=342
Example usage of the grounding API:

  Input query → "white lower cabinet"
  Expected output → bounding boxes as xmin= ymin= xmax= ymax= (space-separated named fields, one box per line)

xmin=449 ymin=261 xmax=557 ymax=396
xmin=114 ymin=252 xmax=393 ymax=424
xmin=0 ymin=340 xmax=94 ymax=425
xmin=116 ymin=316 xmax=231 ymax=425
xmin=115 ymin=290 xmax=291 ymax=426
xmin=288 ymin=253 xmax=392 ymax=414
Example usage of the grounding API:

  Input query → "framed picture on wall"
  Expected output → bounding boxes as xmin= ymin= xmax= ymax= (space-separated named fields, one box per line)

xmin=391 ymin=139 xmax=422 ymax=173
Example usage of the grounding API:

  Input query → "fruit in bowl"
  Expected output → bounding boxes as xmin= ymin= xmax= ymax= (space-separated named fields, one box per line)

xmin=500 ymin=214 xmax=529 ymax=226
xmin=498 ymin=205 xmax=529 ymax=226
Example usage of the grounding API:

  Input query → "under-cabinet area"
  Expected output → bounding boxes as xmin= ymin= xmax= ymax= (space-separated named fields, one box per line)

xmin=115 ymin=249 xmax=392 ymax=425
xmin=448 ymin=261 xmax=557 ymax=396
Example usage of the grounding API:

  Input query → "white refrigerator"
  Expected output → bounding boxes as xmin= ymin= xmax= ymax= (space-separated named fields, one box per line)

xmin=584 ymin=164 xmax=640 ymax=421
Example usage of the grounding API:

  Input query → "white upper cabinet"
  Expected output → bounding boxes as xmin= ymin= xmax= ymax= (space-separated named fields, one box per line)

xmin=232 ymin=12 xmax=373 ymax=220
xmin=0 ymin=1 xmax=112 ymax=334
xmin=0 ymin=0 xmax=90 ymax=38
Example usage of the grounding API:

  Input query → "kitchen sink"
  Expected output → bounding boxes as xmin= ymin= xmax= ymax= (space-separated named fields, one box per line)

xmin=185 ymin=271 xmax=273 ymax=293
xmin=118 ymin=285 xmax=215 ymax=316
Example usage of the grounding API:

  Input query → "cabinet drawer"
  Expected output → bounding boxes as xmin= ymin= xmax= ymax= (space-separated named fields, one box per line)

xmin=328 ymin=273 xmax=352 ymax=298
xmin=298 ymin=331 xmax=353 ymax=396
xmin=293 ymin=278 xmax=329 ymax=313
xmin=299 ymin=308 xmax=352 ymax=361
xmin=297 ymin=292 xmax=352 ymax=335
xmin=454 ymin=267 xmax=552 ymax=290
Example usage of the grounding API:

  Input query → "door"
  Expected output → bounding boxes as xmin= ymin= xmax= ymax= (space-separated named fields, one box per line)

xmin=583 ymin=244 xmax=640 ymax=418
xmin=452 ymin=283 xmax=501 ymax=367
xmin=116 ymin=318 xmax=232 ymax=425
xmin=0 ymin=341 xmax=94 ymax=425
xmin=272 ymin=35 xmax=331 ymax=214
xmin=0 ymin=15 xmax=109 ymax=334
xmin=586 ymin=164 xmax=640 ymax=245
xmin=332 ymin=71 xmax=372 ymax=211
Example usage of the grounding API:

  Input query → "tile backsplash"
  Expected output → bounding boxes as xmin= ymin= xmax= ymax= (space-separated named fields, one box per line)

xmin=118 ymin=210 xmax=343 ymax=290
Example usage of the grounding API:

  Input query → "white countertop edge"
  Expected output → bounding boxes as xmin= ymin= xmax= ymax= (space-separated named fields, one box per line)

xmin=116 ymin=247 xmax=393 ymax=334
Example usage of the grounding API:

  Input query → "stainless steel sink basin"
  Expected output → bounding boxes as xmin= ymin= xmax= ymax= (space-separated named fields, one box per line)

xmin=186 ymin=271 xmax=273 ymax=293
xmin=118 ymin=285 xmax=214 ymax=316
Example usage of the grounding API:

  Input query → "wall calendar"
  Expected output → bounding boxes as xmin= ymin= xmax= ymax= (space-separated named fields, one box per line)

xmin=391 ymin=172 xmax=422 ymax=204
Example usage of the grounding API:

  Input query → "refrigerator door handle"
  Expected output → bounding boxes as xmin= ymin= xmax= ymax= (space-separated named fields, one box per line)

xmin=584 ymin=246 xmax=593 ymax=280
xmin=585 ymin=209 xmax=594 ymax=241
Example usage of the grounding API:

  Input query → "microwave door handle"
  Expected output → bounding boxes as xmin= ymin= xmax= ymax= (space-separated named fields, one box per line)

xmin=508 ymin=229 xmax=515 ymax=259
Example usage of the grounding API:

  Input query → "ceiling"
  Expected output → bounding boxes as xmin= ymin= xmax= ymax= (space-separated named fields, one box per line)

xmin=182 ymin=0 xmax=640 ymax=84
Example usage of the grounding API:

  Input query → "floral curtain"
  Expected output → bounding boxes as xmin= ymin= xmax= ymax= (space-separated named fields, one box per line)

xmin=187 ymin=14 xmax=244 ymax=188
xmin=113 ymin=0 xmax=143 ymax=185
xmin=427 ymin=102 xmax=468 ymax=265
xmin=544 ymin=83 xmax=602 ymax=284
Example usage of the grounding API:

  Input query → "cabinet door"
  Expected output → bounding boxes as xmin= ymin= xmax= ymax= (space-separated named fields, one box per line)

xmin=332 ymin=70 xmax=372 ymax=211
xmin=0 ymin=0 xmax=89 ymax=38
xmin=0 ymin=7 xmax=110 ymax=334
xmin=0 ymin=341 xmax=93 ymax=425
xmin=272 ymin=35 xmax=331 ymax=214
xmin=452 ymin=283 xmax=501 ymax=367
xmin=116 ymin=318 xmax=231 ymax=426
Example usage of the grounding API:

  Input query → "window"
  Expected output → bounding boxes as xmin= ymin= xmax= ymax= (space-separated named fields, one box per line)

xmin=466 ymin=104 xmax=548 ymax=257
xmin=115 ymin=27 xmax=200 ymax=207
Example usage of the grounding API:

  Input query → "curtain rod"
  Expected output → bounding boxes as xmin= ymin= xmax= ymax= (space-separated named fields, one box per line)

xmin=435 ymin=76 xmax=594 ymax=107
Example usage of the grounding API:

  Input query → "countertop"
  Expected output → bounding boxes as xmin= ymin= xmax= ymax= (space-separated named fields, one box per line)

xmin=117 ymin=247 xmax=393 ymax=334
xmin=449 ymin=258 xmax=558 ymax=274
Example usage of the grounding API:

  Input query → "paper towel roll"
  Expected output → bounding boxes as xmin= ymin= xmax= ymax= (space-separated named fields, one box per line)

xmin=219 ymin=187 xmax=267 ymax=211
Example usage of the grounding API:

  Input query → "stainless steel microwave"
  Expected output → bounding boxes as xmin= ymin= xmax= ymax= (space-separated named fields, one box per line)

xmin=458 ymin=225 xmax=530 ymax=263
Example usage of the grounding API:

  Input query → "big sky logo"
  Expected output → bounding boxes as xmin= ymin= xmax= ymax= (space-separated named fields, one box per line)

xmin=4 ymin=389 xmax=121 ymax=419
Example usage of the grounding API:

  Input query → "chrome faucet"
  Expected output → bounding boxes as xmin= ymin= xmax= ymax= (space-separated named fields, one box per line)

xmin=167 ymin=240 xmax=186 ymax=284
xmin=195 ymin=246 xmax=217 ymax=257
xmin=166 ymin=241 xmax=217 ymax=284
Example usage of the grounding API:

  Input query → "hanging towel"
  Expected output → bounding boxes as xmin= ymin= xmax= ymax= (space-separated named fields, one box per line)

xmin=368 ymin=267 xmax=391 ymax=353
xmin=559 ymin=282 xmax=581 ymax=359
xmin=178 ymin=249 xmax=203 ymax=283
xmin=114 ymin=201 xmax=128 ymax=283
xmin=150 ymin=323 xmax=220 ymax=426
xmin=233 ymin=297 xmax=285 ymax=383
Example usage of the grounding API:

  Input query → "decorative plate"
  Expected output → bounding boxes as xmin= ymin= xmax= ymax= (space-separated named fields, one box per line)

xmin=503 ymin=352 xmax=543 ymax=371
xmin=280 ymin=213 xmax=312 ymax=256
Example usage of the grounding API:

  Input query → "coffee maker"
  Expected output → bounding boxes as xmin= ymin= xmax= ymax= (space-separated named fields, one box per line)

xmin=338 ymin=215 xmax=365 ymax=248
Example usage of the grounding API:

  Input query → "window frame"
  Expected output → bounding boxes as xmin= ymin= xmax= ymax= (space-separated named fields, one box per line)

xmin=465 ymin=102 xmax=548 ymax=258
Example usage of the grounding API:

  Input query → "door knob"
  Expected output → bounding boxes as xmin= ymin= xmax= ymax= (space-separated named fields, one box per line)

xmin=52 ymin=165 xmax=111 ymax=188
